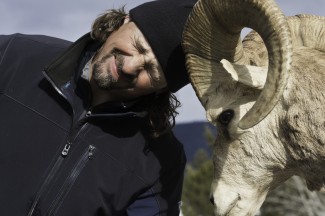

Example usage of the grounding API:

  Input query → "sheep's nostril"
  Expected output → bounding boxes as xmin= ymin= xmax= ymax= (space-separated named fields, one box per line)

xmin=209 ymin=196 xmax=215 ymax=205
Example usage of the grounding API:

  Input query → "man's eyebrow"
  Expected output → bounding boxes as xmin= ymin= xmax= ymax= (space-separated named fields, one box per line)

xmin=132 ymin=35 xmax=148 ymax=55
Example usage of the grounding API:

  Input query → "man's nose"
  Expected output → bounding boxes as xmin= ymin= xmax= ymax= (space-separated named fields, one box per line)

xmin=121 ymin=55 xmax=144 ymax=77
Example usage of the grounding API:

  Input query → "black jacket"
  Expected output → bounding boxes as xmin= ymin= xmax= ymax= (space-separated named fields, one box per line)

xmin=0 ymin=33 xmax=186 ymax=216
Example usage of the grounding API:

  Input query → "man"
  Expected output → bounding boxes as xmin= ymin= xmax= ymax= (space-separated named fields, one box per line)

xmin=0 ymin=0 xmax=196 ymax=215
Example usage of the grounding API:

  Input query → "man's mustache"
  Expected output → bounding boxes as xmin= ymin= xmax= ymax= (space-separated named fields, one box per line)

xmin=96 ymin=49 xmax=137 ymax=83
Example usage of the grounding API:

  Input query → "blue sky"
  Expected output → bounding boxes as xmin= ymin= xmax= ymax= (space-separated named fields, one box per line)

xmin=1 ymin=0 xmax=324 ymax=123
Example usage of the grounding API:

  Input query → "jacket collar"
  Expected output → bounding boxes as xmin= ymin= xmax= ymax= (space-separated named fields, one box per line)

xmin=43 ymin=33 xmax=94 ymax=100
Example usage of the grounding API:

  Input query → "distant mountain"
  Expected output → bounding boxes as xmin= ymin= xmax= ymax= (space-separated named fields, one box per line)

xmin=173 ymin=121 xmax=216 ymax=161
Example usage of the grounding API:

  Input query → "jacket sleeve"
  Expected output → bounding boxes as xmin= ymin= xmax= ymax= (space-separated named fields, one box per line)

xmin=127 ymin=136 xmax=186 ymax=216
xmin=126 ymin=173 xmax=184 ymax=216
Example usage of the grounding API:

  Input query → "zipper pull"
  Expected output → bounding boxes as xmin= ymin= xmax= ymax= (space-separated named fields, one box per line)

xmin=86 ymin=108 xmax=92 ymax=117
xmin=61 ymin=143 xmax=71 ymax=157
xmin=88 ymin=145 xmax=95 ymax=160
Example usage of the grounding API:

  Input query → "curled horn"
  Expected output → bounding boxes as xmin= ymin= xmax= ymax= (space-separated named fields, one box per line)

xmin=182 ymin=0 xmax=292 ymax=129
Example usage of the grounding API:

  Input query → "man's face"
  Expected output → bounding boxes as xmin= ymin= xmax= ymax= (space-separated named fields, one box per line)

xmin=90 ymin=19 xmax=167 ymax=101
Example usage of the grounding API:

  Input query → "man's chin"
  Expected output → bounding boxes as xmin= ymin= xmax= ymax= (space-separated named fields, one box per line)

xmin=93 ymin=78 xmax=115 ymax=91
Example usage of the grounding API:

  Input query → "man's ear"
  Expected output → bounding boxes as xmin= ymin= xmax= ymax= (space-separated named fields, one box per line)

xmin=124 ymin=15 xmax=131 ymax=24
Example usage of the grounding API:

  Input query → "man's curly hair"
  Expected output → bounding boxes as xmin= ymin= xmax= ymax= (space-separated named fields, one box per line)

xmin=91 ymin=7 xmax=181 ymax=137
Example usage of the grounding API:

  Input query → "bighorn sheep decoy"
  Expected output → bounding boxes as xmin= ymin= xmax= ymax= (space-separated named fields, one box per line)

xmin=182 ymin=0 xmax=325 ymax=215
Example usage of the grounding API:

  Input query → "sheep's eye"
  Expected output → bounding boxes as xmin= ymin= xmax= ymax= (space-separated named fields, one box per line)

xmin=218 ymin=110 xmax=234 ymax=125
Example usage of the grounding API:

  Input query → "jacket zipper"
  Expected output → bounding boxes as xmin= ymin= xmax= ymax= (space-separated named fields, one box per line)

xmin=27 ymin=156 xmax=65 ymax=216
xmin=33 ymin=55 xmax=93 ymax=215
xmin=27 ymin=120 xmax=90 ymax=216
xmin=47 ymin=145 xmax=96 ymax=215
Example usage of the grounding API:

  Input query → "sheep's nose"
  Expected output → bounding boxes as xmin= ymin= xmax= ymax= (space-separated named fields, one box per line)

xmin=209 ymin=195 xmax=215 ymax=205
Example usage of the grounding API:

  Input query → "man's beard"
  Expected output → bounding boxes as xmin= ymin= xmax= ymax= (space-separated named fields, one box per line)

xmin=92 ymin=51 xmax=124 ymax=90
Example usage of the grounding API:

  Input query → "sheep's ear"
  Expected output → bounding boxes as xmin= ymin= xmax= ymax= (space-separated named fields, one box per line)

xmin=221 ymin=59 xmax=267 ymax=90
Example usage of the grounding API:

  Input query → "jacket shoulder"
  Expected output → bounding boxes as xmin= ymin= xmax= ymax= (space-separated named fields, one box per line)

xmin=0 ymin=33 xmax=71 ymax=49
xmin=0 ymin=34 xmax=73 ymax=69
